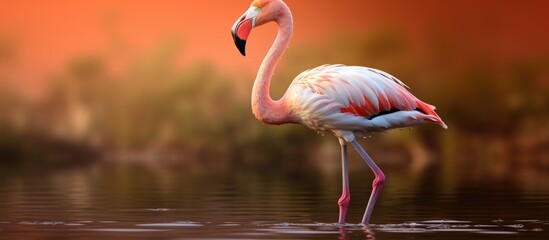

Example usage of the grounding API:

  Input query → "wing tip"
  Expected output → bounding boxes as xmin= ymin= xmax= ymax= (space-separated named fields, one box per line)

xmin=418 ymin=101 xmax=447 ymax=129
xmin=428 ymin=116 xmax=447 ymax=129
xmin=440 ymin=121 xmax=448 ymax=129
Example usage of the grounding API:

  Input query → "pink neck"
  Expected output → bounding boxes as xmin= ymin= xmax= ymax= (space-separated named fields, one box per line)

xmin=251 ymin=3 xmax=295 ymax=125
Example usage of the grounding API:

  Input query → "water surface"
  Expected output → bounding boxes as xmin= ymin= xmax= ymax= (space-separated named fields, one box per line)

xmin=0 ymin=161 xmax=547 ymax=239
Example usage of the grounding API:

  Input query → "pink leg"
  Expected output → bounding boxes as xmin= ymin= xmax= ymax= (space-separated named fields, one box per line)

xmin=338 ymin=138 xmax=351 ymax=224
xmin=349 ymin=140 xmax=385 ymax=225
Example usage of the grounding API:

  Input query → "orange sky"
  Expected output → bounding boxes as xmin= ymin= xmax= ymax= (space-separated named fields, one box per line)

xmin=1 ymin=0 xmax=548 ymax=97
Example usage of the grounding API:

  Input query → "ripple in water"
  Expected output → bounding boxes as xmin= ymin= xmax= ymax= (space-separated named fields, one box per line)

xmin=258 ymin=219 xmax=546 ymax=236
xmin=136 ymin=221 xmax=203 ymax=227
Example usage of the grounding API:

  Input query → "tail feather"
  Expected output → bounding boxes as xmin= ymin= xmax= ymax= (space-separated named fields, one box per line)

xmin=416 ymin=101 xmax=447 ymax=129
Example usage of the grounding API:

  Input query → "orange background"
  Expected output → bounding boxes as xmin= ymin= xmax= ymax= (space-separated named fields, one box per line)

xmin=1 ymin=0 xmax=548 ymax=97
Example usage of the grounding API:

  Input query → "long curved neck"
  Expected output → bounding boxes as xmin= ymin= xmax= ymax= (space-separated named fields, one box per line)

xmin=251 ymin=3 xmax=295 ymax=125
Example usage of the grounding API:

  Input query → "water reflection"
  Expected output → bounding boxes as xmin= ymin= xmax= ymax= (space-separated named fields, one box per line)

xmin=2 ymin=218 xmax=547 ymax=239
xmin=0 ymin=161 xmax=548 ymax=239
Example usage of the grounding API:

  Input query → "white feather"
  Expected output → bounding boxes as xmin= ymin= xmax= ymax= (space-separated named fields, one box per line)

xmin=285 ymin=64 xmax=438 ymax=137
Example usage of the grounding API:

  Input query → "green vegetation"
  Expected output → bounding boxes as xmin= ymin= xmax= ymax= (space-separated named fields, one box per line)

xmin=0 ymin=31 xmax=547 ymax=170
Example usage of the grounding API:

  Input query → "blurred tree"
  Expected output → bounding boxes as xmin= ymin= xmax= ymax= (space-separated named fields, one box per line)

xmin=1 ymin=30 xmax=547 ymax=167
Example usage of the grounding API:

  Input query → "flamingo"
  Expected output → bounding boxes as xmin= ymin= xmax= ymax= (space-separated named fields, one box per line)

xmin=231 ymin=0 xmax=447 ymax=225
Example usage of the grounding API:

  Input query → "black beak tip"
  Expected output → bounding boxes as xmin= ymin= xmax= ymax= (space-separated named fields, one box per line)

xmin=232 ymin=34 xmax=247 ymax=56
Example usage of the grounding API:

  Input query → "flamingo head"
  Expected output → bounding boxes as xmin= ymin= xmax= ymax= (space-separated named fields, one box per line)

xmin=231 ymin=0 xmax=285 ymax=56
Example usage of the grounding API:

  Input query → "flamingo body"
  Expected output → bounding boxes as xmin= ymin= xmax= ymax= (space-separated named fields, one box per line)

xmin=285 ymin=64 xmax=446 ymax=142
xmin=231 ymin=0 xmax=446 ymax=224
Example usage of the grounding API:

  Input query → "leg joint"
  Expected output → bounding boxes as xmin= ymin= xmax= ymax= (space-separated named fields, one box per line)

xmin=338 ymin=192 xmax=350 ymax=206
xmin=372 ymin=172 xmax=385 ymax=187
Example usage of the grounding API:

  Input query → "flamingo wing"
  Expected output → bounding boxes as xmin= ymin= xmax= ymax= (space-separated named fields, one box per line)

xmin=286 ymin=64 xmax=446 ymax=137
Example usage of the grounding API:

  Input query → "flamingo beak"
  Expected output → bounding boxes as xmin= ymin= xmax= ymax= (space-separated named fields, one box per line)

xmin=231 ymin=6 xmax=260 ymax=56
